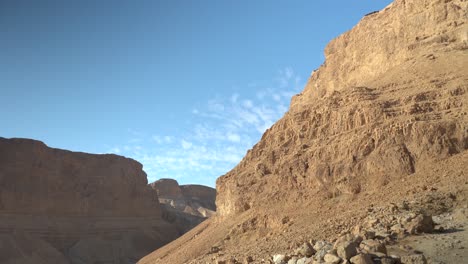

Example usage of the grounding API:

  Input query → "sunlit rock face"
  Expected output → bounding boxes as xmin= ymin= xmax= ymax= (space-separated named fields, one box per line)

xmin=0 ymin=137 xmax=178 ymax=264
xmin=216 ymin=0 xmax=468 ymax=217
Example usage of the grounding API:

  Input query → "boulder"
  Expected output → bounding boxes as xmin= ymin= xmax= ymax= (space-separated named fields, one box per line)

xmin=350 ymin=254 xmax=374 ymax=264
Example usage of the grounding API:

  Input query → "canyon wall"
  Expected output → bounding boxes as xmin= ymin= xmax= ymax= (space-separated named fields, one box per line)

xmin=0 ymin=138 xmax=178 ymax=264
xmin=216 ymin=0 xmax=468 ymax=217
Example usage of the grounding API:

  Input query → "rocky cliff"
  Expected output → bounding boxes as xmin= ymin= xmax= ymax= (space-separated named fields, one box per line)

xmin=0 ymin=138 xmax=179 ymax=264
xmin=216 ymin=0 xmax=468 ymax=217
xmin=140 ymin=0 xmax=468 ymax=263
xmin=150 ymin=179 xmax=216 ymax=234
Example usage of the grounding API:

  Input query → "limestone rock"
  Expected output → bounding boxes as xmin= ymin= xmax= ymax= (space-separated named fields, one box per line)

xmin=273 ymin=254 xmax=288 ymax=264
xmin=323 ymin=253 xmax=341 ymax=264
xmin=150 ymin=179 xmax=216 ymax=234
xmin=296 ymin=257 xmax=312 ymax=264
xmin=294 ymin=242 xmax=316 ymax=257
xmin=336 ymin=241 xmax=358 ymax=260
xmin=360 ymin=240 xmax=387 ymax=255
xmin=215 ymin=0 xmax=468 ymax=218
xmin=0 ymin=138 xmax=179 ymax=263
xmin=350 ymin=254 xmax=374 ymax=264
xmin=404 ymin=215 xmax=434 ymax=234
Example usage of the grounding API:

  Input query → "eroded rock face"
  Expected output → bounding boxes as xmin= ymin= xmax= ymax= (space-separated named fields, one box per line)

xmin=0 ymin=138 xmax=179 ymax=264
xmin=150 ymin=179 xmax=216 ymax=234
xmin=216 ymin=0 xmax=468 ymax=217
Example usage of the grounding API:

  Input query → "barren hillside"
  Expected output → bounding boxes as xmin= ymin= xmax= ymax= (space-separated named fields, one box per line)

xmin=139 ymin=0 xmax=467 ymax=263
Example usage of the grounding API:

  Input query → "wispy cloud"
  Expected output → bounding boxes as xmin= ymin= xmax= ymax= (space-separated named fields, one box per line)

xmin=107 ymin=67 xmax=303 ymax=187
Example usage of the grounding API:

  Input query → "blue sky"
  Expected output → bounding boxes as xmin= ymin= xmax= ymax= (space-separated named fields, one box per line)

xmin=0 ymin=0 xmax=393 ymax=187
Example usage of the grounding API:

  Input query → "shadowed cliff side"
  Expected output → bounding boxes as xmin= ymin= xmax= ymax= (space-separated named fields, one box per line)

xmin=150 ymin=179 xmax=216 ymax=234
xmin=0 ymin=138 xmax=179 ymax=264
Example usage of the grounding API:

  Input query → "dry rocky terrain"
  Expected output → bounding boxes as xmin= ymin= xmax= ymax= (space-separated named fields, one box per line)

xmin=0 ymin=138 xmax=179 ymax=264
xmin=140 ymin=0 xmax=468 ymax=263
xmin=150 ymin=179 xmax=216 ymax=234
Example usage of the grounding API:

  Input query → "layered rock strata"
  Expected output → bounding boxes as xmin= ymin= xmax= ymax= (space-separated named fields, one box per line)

xmin=0 ymin=138 xmax=178 ymax=264
xmin=150 ymin=179 xmax=216 ymax=234
xmin=216 ymin=0 xmax=468 ymax=217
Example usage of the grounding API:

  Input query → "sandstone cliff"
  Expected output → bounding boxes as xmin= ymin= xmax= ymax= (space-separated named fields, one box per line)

xmin=216 ymin=0 xmax=468 ymax=217
xmin=0 ymin=138 xmax=179 ymax=264
xmin=140 ymin=0 xmax=468 ymax=263
xmin=150 ymin=179 xmax=216 ymax=234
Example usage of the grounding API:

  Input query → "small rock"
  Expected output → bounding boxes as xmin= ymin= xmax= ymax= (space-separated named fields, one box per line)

xmin=273 ymin=254 xmax=288 ymax=264
xmin=295 ymin=242 xmax=316 ymax=257
xmin=400 ymin=254 xmax=427 ymax=264
xmin=287 ymin=256 xmax=298 ymax=264
xmin=336 ymin=241 xmax=358 ymax=260
xmin=404 ymin=215 xmax=434 ymax=234
xmin=350 ymin=254 xmax=374 ymax=264
xmin=360 ymin=239 xmax=387 ymax=254
xmin=296 ymin=257 xmax=312 ymax=264
xmin=211 ymin=246 xmax=221 ymax=254
xmin=380 ymin=257 xmax=397 ymax=264
xmin=324 ymin=253 xmax=341 ymax=264
xmin=244 ymin=256 xmax=254 ymax=263
xmin=314 ymin=242 xmax=333 ymax=261
xmin=314 ymin=241 xmax=332 ymax=251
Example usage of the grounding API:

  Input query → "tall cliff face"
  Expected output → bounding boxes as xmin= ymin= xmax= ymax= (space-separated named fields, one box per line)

xmin=0 ymin=138 xmax=159 ymax=216
xmin=293 ymin=0 xmax=467 ymax=101
xmin=0 ymin=138 xmax=178 ymax=264
xmin=216 ymin=0 xmax=468 ymax=217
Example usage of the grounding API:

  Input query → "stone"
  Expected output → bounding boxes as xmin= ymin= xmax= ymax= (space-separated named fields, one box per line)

xmin=273 ymin=254 xmax=288 ymax=264
xmin=288 ymin=257 xmax=299 ymax=264
xmin=404 ymin=215 xmax=434 ymax=234
xmin=297 ymin=257 xmax=313 ymax=264
xmin=314 ymin=241 xmax=332 ymax=251
xmin=380 ymin=257 xmax=397 ymax=264
xmin=295 ymin=242 xmax=316 ymax=257
xmin=336 ymin=241 xmax=358 ymax=260
xmin=210 ymin=246 xmax=221 ymax=254
xmin=350 ymin=254 xmax=374 ymax=264
xmin=323 ymin=254 xmax=341 ymax=264
xmin=360 ymin=239 xmax=387 ymax=254
xmin=400 ymin=254 xmax=427 ymax=264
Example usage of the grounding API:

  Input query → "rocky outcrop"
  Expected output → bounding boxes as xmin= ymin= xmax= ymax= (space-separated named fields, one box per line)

xmin=0 ymin=138 xmax=179 ymax=264
xmin=139 ymin=1 xmax=468 ymax=263
xmin=216 ymin=0 xmax=468 ymax=217
xmin=150 ymin=179 xmax=216 ymax=234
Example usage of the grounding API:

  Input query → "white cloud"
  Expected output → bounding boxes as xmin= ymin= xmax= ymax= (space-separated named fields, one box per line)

xmin=242 ymin=100 xmax=253 ymax=109
xmin=181 ymin=139 xmax=193 ymax=149
xmin=226 ymin=132 xmax=241 ymax=142
xmin=112 ymin=67 xmax=304 ymax=186
xmin=231 ymin=93 xmax=239 ymax=103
